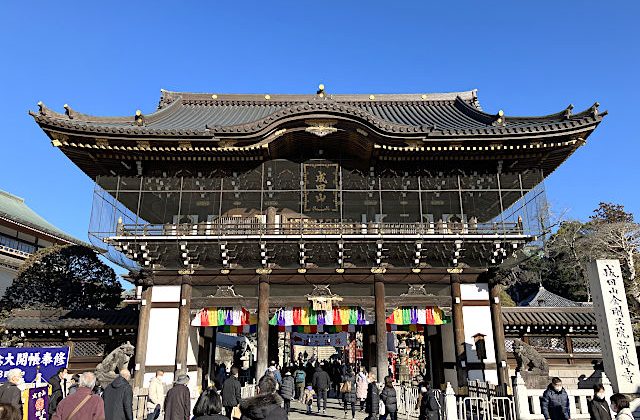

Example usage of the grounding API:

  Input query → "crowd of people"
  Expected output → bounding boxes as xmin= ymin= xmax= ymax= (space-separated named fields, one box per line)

xmin=0 ymin=366 xmax=637 ymax=420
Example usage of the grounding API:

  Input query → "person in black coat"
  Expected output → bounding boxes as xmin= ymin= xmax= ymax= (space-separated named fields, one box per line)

xmin=279 ymin=371 xmax=295 ymax=414
xmin=103 ymin=370 xmax=133 ymax=420
xmin=165 ymin=374 xmax=191 ymax=420
xmin=541 ymin=378 xmax=570 ymax=420
xmin=48 ymin=368 xmax=68 ymax=415
xmin=222 ymin=367 xmax=242 ymax=418
xmin=341 ymin=368 xmax=357 ymax=420
xmin=380 ymin=376 xmax=398 ymax=420
xmin=0 ymin=369 xmax=23 ymax=410
xmin=193 ymin=388 xmax=227 ymax=420
xmin=239 ymin=375 xmax=288 ymax=420
xmin=311 ymin=364 xmax=331 ymax=414
xmin=587 ymin=384 xmax=611 ymax=420
xmin=365 ymin=373 xmax=380 ymax=420
xmin=418 ymin=383 xmax=441 ymax=420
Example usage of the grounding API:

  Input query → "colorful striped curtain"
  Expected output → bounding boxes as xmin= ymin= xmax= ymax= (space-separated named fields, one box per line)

xmin=385 ymin=307 xmax=449 ymax=325
xmin=269 ymin=306 xmax=370 ymax=326
xmin=192 ymin=307 xmax=257 ymax=327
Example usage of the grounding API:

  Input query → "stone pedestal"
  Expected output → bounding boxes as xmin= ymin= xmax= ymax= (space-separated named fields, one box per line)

xmin=519 ymin=371 xmax=551 ymax=389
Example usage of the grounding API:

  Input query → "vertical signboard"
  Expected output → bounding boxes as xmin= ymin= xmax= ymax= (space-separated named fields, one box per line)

xmin=587 ymin=259 xmax=640 ymax=393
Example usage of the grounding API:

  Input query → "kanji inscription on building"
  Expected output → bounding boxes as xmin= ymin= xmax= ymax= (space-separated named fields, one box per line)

xmin=303 ymin=163 xmax=339 ymax=212
xmin=587 ymin=259 xmax=640 ymax=393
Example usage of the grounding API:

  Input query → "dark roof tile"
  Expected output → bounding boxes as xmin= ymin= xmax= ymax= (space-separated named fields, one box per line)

xmin=1 ymin=308 xmax=138 ymax=330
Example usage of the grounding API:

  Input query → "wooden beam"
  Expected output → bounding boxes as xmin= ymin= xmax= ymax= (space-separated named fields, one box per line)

xmin=190 ymin=295 xmax=452 ymax=310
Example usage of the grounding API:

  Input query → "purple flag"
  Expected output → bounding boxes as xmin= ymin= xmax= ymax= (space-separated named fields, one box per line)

xmin=26 ymin=386 xmax=49 ymax=420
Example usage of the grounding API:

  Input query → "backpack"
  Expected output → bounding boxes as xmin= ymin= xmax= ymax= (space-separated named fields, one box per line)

xmin=295 ymin=370 xmax=305 ymax=383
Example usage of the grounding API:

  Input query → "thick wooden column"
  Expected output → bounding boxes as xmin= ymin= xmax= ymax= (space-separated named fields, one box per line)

xmin=175 ymin=276 xmax=193 ymax=374
xmin=197 ymin=327 xmax=211 ymax=390
xmin=450 ymin=271 xmax=467 ymax=390
xmin=134 ymin=285 xmax=152 ymax=388
xmin=489 ymin=282 xmax=509 ymax=389
xmin=256 ymin=274 xmax=270 ymax=380
xmin=374 ymin=273 xmax=388 ymax=382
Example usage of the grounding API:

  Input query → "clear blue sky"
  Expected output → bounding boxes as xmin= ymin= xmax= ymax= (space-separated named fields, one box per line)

xmin=1 ymin=1 xmax=638 ymax=276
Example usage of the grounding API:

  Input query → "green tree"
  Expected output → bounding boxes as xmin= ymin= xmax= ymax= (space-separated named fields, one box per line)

xmin=0 ymin=245 xmax=123 ymax=311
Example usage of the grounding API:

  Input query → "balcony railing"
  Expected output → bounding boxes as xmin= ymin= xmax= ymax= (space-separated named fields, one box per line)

xmin=108 ymin=220 xmax=526 ymax=238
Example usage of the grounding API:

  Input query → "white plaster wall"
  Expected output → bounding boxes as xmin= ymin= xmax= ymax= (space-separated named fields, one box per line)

xmin=151 ymin=286 xmax=181 ymax=302
xmin=484 ymin=369 xmax=498 ymax=384
xmin=146 ymin=308 xmax=179 ymax=366
xmin=462 ymin=306 xmax=496 ymax=364
xmin=187 ymin=326 xmax=198 ymax=366
xmin=461 ymin=283 xmax=489 ymax=301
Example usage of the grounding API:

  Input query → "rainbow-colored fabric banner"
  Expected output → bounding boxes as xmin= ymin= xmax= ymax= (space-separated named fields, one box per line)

xmin=277 ymin=324 xmax=359 ymax=333
xmin=192 ymin=307 xmax=257 ymax=327
xmin=217 ymin=325 xmax=257 ymax=334
xmin=385 ymin=307 xmax=449 ymax=326
xmin=269 ymin=306 xmax=370 ymax=327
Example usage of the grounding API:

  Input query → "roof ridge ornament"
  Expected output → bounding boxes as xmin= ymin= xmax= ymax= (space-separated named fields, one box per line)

xmin=134 ymin=110 xmax=144 ymax=126
xmin=563 ymin=104 xmax=574 ymax=119
xmin=37 ymin=101 xmax=46 ymax=116
xmin=316 ymin=83 xmax=326 ymax=98
xmin=63 ymin=104 xmax=74 ymax=119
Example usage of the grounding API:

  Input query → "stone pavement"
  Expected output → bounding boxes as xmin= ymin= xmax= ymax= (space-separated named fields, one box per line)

xmin=286 ymin=396 xmax=369 ymax=420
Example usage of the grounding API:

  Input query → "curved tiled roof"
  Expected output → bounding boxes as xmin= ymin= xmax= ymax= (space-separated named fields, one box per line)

xmin=0 ymin=190 xmax=84 ymax=245
xmin=30 ymin=89 xmax=605 ymax=139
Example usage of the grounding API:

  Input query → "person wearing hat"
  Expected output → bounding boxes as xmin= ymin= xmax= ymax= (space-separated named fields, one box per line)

xmin=265 ymin=361 xmax=282 ymax=386
xmin=279 ymin=370 xmax=295 ymax=414
xmin=164 ymin=374 xmax=191 ymax=420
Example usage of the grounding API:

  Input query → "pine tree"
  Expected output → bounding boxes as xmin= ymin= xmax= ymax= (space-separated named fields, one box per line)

xmin=0 ymin=245 xmax=123 ymax=311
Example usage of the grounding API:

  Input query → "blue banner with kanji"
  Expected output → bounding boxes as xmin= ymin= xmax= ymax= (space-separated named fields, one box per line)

xmin=22 ymin=386 xmax=50 ymax=420
xmin=0 ymin=347 xmax=69 ymax=383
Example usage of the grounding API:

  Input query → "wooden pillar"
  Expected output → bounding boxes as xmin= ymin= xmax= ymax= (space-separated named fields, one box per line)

xmin=565 ymin=335 xmax=575 ymax=365
xmin=450 ymin=271 xmax=467 ymax=390
xmin=256 ymin=274 xmax=270 ymax=380
xmin=489 ymin=282 xmax=509 ymax=389
xmin=431 ymin=329 xmax=445 ymax=388
xmin=134 ymin=286 xmax=152 ymax=388
xmin=175 ymin=277 xmax=192 ymax=374
xmin=197 ymin=327 xmax=211 ymax=390
xmin=374 ymin=273 xmax=388 ymax=382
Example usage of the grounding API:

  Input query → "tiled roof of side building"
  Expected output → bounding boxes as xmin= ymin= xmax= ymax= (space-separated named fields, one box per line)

xmin=502 ymin=307 xmax=596 ymax=327
xmin=520 ymin=285 xmax=583 ymax=307
xmin=1 ymin=307 xmax=138 ymax=330
xmin=30 ymin=89 xmax=605 ymax=139
xmin=0 ymin=189 xmax=86 ymax=246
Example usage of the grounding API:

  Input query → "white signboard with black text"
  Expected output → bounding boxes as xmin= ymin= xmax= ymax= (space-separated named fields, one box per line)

xmin=587 ymin=259 xmax=640 ymax=393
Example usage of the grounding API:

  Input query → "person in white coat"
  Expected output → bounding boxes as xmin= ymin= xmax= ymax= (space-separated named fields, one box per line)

xmin=610 ymin=394 xmax=634 ymax=420
xmin=356 ymin=367 xmax=368 ymax=412
xmin=148 ymin=370 xmax=166 ymax=415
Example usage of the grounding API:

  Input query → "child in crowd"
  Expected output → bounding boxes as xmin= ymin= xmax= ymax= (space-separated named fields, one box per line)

xmin=302 ymin=385 xmax=315 ymax=414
